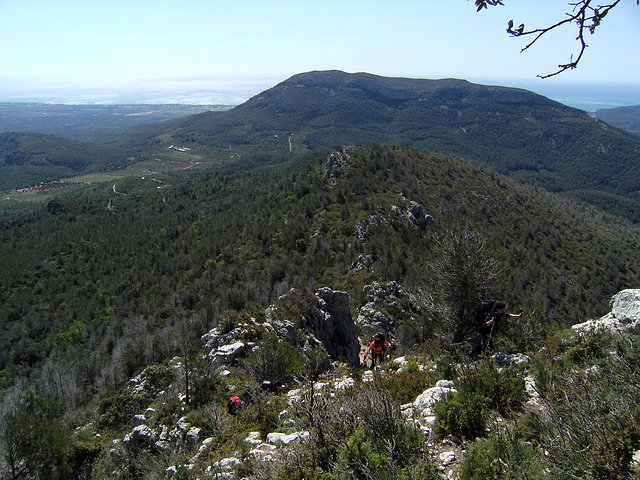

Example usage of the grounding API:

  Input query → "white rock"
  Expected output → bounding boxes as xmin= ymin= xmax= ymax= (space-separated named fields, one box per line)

xmin=244 ymin=431 xmax=262 ymax=446
xmin=435 ymin=379 xmax=455 ymax=389
xmin=131 ymin=414 xmax=147 ymax=426
xmin=176 ymin=417 xmax=190 ymax=431
xmin=610 ymin=289 xmax=640 ymax=323
xmin=414 ymin=385 xmax=456 ymax=413
xmin=362 ymin=370 xmax=375 ymax=382
xmin=572 ymin=289 xmax=640 ymax=335
xmin=254 ymin=443 xmax=278 ymax=452
xmin=186 ymin=427 xmax=201 ymax=445
xmin=123 ymin=425 xmax=156 ymax=446
xmin=155 ymin=440 xmax=172 ymax=451
xmin=165 ymin=466 xmax=177 ymax=477
xmin=439 ymin=451 xmax=456 ymax=466
xmin=266 ymin=431 xmax=310 ymax=446
xmin=334 ymin=377 xmax=355 ymax=391
xmin=394 ymin=356 xmax=408 ymax=367
xmin=212 ymin=457 xmax=240 ymax=471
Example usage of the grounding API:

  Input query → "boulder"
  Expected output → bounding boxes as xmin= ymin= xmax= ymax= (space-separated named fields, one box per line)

xmin=572 ymin=289 xmax=640 ymax=335
xmin=266 ymin=431 xmax=310 ymax=446
xmin=439 ymin=451 xmax=457 ymax=466
xmin=186 ymin=427 xmax=201 ymax=447
xmin=131 ymin=414 xmax=148 ymax=427
xmin=408 ymin=380 xmax=457 ymax=430
xmin=609 ymin=289 xmax=640 ymax=324
xmin=210 ymin=341 xmax=246 ymax=366
xmin=123 ymin=425 xmax=157 ymax=448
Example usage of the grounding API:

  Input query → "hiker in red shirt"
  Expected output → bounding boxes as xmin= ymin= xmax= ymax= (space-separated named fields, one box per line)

xmin=363 ymin=333 xmax=391 ymax=369
xmin=227 ymin=395 xmax=243 ymax=415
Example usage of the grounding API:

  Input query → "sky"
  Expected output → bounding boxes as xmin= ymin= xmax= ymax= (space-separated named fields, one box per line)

xmin=1 ymin=0 xmax=639 ymax=105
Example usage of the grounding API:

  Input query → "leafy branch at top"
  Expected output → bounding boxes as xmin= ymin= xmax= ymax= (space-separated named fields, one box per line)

xmin=475 ymin=0 xmax=638 ymax=78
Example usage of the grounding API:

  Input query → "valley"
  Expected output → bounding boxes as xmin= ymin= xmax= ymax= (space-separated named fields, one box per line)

xmin=1 ymin=72 xmax=639 ymax=480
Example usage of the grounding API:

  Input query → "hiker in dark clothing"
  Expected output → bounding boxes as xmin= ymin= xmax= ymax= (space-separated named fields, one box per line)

xmin=473 ymin=301 xmax=523 ymax=355
xmin=363 ymin=333 xmax=391 ymax=369
xmin=260 ymin=381 xmax=288 ymax=393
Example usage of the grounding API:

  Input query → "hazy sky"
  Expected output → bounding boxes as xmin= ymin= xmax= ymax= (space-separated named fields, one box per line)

xmin=1 ymin=0 xmax=639 ymax=103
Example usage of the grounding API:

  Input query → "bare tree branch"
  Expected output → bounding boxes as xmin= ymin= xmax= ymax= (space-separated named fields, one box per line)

xmin=475 ymin=0 xmax=636 ymax=78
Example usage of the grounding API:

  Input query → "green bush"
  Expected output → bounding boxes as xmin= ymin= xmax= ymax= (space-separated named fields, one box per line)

xmin=458 ymin=430 xmax=545 ymax=480
xmin=1 ymin=392 xmax=73 ymax=480
xmin=458 ymin=360 xmax=526 ymax=415
xmin=142 ymin=363 xmax=175 ymax=392
xmin=435 ymin=359 xmax=526 ymax=439
xmin=374 ymin=367 xmax=436 ymax=405
xmin=434 ymin=389 xmax=491 ymax=438
xmin=566 ymin=331 xmax=610 ymax=363
xmin=335 ymin=427 xmax=390 ymax=479
xmin=239 ymin=333 xmax=304 ymax=384
xmin=98 ymin=390 xmax=153 ymax=430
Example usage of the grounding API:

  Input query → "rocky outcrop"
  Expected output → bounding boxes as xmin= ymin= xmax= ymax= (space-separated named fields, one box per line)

xmin=324 ymin=148 xmax=352 ymax=185
xmin=354 ymin=200 xmax=433 ymax=245
xmin=572 ymin=288 xmax=640 ymax=335
xmin=312 ymin=287 xmax=360 ymax=366
xmin=392 ymin=201 xmax=434 ymax=230
xmin=356 ymin=280 xmax=429 ymax=340
xmin=201 ymin=287 xmax=360 ymax=370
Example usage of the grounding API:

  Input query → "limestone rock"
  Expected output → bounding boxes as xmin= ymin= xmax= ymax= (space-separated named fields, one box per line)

xmin=407 ymin=380 xmax=457 ymax=431
xmin=572 ymin=289 xmax=640 ymax=335
xmin=609 ymin=289 xmax=640 ymax=324
xmin=439 ymin=451 xmax=457 ymax=466
xmin=123 ymin=425 xmax=157 ymax=448
xmin=312 ymin=288 xmax=361 ymax=366
xmin=266 ymin=431 xmax=310 ymax=446
xmin=324 ymin=149 xmax=351 ymax=184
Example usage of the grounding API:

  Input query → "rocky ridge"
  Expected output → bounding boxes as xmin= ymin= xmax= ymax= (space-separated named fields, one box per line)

xmin=105 ymin=288 xmax=640 ymax=479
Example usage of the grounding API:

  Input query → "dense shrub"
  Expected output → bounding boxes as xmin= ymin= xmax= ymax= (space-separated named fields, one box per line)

xmin=239 ymin=333 xmax=305 ymax=384
xmin=97 ymin=390 xmax=153 ymax=430
xmin=0 ymin=392 xmax=73 ymax=480
xmin=458 ymin=430 xmax=545 ymax=480
xmin=435 ymin=359 xmax=526 ymax=439
xmin=374 ymin=366 xmax=437 ymax=405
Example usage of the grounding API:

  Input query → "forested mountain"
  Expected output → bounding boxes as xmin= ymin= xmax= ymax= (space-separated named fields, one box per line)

xmin=596 ymin=104 xmax=640 ymax=136
xmin=1 ymin=145 xmax=640 ymax=478
xmin=122 ymin=70 xmax=640 ymax=222
xmin=0 ymin=132 xmax=132 ymax=191
xmin=2 ymin=144 xmax=638 ymax=392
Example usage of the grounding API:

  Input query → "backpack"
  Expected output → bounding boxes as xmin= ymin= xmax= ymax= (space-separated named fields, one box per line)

xmin=474 ymin=300 xmax=496 ymax=325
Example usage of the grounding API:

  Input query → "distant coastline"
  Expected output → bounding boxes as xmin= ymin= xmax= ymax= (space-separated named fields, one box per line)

xmin=1 ymin=75 xmax=638 ymax=112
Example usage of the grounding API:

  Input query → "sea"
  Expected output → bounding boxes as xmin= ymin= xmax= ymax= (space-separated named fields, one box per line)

xmin=1 ymin=75 xmax=639 ymax=112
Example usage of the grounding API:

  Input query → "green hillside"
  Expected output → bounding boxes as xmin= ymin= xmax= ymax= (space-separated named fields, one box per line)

xmin=596 ymin=104 xmax=640 ymax=136
xmin=1 ymin=145 xmax=640 ymax=478
xmin=123 ymin=70 xmax=640 ymax=222
xmin=1 ymin=145 xmax=638 ymax=385
xmin=0 ymin=132 xmax=132 ymax=191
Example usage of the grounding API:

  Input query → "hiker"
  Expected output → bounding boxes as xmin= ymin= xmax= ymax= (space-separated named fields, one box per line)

xmin=260 ymin=380 xmax=288 ymax=393
xmin=227 ymin=395 xmax=243 ymax=415
xmin=363 ymin=332 xmax=391 ymax=369
xmin=473 ymin=300 xmax=523 ymax=355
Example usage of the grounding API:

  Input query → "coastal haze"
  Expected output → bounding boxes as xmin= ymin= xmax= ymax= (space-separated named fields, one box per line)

xmin=1 ymin=75 xmax=639 ymax=112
